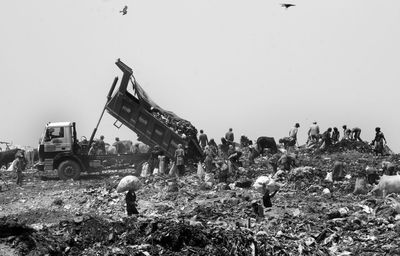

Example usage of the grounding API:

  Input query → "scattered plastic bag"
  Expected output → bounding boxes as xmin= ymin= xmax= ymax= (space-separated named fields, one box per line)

xmin=197 ymin=162 xmax=205 ymax=181
xmin=153 ymin=168 xmax=159 ymax=175
xmin=325 ymin=172 xmax=333 ymax=183
xmin=323 ymin=188 xmax=331 ymax=194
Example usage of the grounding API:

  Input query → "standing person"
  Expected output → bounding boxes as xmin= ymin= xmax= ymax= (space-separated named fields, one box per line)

xmin=308 ymin=122 xmax=320 ymax=143
xmin=263 ymin=188 xmax=279 ymax=208
xmin=321 ymin=128 xmax=333 ymax=149
xmin=174 ymin=144 xmax=185 ymax=176
xmin=125 ymin=190 xmax=138 ymax=216
xmin=342 ymin=125 xmax=351 ymax=140
xmin=351 ymin=127 xmax=362 ymax=142
xmin=149 ymin=145 xmax=163 ymax=174
xmin=289 ymin=123 xmax=300 ymax=145
xmin=113 ymin=137 xmax=125 ymax=154
xmin=332 ymin=127 xmax=340 ymax=144
xmin=98 ymin=135 xmax=106 ymax=154
xmin=372 ymin=127 xmax=387 ymax=156
xmin=204 ymin=146 xmax=214 ymax=172
xmin=13 ymin=151 xmax=25 ymax=186
xmin=225 ymin=128 xmax=234 ymax=145
xmin=198 ymin=130 xmax=209 ymax=150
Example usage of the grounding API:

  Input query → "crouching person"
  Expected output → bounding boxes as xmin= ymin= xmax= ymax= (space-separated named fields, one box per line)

xmin=126 ymin=190 xmax=138 ymax=216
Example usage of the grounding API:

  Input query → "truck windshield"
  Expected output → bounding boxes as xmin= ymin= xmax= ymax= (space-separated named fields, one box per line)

xmin=44 ymin=127 xmax=65 ymax=142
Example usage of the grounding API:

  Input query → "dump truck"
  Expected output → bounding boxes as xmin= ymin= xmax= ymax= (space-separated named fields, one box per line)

xmin=37 ymin=59 xmax=203 ymax=180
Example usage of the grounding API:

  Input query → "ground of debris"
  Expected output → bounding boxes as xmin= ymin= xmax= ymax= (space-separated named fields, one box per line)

xmin=1 ymin=143 xmax=400 ymax=255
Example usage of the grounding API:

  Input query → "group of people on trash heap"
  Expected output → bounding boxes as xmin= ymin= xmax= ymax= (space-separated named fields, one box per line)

xmin=303 ymin=122 xmax=387 ymax=155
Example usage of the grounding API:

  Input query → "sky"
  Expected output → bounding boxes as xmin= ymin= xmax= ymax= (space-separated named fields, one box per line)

xmin=1 ymin=1 xmax=399 ymax=151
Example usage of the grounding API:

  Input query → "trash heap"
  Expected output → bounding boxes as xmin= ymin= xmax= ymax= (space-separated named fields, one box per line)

xmin=2 ymin=139 xmax=400 ymax=255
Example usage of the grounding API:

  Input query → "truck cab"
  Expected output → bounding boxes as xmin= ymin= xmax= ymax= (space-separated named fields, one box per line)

xmin=38 ymin=122 xmax=87 ymax=180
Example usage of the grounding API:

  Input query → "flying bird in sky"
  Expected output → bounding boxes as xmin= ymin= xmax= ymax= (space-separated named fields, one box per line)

xmin=281 ymin=3 xmax=295 ymax=9
xmin=120 ymin=5 xmax=128 ymax=15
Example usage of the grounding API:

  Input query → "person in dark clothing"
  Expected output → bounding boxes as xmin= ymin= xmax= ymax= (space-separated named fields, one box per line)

xmin=321 ymin=128 xmax=332 ymax=149
xmin=371 ymin=127 xmax=387 ymax=156
xmin=227 ymin=145 xmax=243 ymax=168
xmin=113 ymin=137 xmax=126 ymax=154
xmin=240 ymin=135 xmax=250 ymax=148
xmin=126 ymin=190 xmax=138 ymax=216
xmin=263 ymin=188 xmax=278 ymax=208
xmin=220 ymin=137 xmax=230 ymax=158
xmin=225 ymin=128 xmax=234 ymax=144
xmin=198 ymin=130 xmax=209 ymax=150
xmin=149 ymin=145 xmax=164 ymax=174
xmin=98 ymin=135 xmax=106 ymax=154
xmin=332 ymin=127 xmax=340 ymax=144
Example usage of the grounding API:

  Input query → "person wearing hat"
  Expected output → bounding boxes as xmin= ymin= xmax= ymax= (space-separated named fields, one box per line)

xmin=13 ymin=151 xmax=25 ymax=186
xmin=371 ymin=127 xmax=387 ymax=156
xmin=174 ymin=144 xmax=185 ymax=176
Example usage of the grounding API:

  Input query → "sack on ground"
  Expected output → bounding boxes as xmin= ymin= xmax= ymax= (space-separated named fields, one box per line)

xmin=153 ymin=168 xmax=159 ymax=175
xmin=117 ymin=175 xmax=142 ymax=193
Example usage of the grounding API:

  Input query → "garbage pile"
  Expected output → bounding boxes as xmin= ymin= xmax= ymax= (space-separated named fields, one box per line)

xmin=325 ymin=140 xmax=375 ymax=154
xmin=151 ymin=109 xmax=198 ymax=139
xmin=2 ymin=139 xmax=400 ymax=255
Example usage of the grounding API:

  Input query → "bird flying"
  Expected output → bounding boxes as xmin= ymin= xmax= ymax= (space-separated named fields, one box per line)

xmin=281 ymin=3 xmax=295 ymax=9
xmin=120 ymin=5 xmax=128 ymax=15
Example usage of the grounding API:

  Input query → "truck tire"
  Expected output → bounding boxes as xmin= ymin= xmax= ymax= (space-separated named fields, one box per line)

xmin=58 ymin=160 xmax=81 ymax=180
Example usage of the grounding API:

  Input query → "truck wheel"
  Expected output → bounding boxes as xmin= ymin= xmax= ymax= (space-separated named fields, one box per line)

xmin=58 ymin=160 xmax=81 ymax=180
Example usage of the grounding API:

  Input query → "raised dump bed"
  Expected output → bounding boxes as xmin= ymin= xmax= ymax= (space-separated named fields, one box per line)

xmin=106 ymin=59 xmax=202 ymax=160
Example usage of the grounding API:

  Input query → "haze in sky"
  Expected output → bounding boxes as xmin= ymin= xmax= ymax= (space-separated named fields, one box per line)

xmin=1 ymin=1 xmax=399 ymax=151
